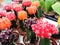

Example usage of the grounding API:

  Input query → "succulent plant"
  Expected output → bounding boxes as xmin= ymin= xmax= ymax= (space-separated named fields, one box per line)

xmin=0 ymin=29 xmax=19 ymax=45
xmin=24 ymin=17 xmax=37 ymax=29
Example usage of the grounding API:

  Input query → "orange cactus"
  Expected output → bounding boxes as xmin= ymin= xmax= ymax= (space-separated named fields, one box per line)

xmin=18 ymin=11 xmax=27 ymax=20
xmin=58 ymin=17 xmax=60 ymax=26
xmin=2 ymin=17 xmax=11 ymax=29
xmin=0 ymin=17 xmax=11 ymax=30
xmin=31 ymin=1 xmax=40 ymax=8
xmin=26 ymin=6 xmax=37 ymax=15
xmin=0 ymin=18 xmax=3 ymax=29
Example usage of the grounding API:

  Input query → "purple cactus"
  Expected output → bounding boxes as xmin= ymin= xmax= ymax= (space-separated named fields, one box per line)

xmin=24 ymin=18 xmax=37 ymax=29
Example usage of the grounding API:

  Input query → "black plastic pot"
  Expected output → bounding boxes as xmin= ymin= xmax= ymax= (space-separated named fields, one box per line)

xmin=42 ymin=11 xmax=58 ymax=22
xmin=44 ymin=15 xmax=57 ymax=22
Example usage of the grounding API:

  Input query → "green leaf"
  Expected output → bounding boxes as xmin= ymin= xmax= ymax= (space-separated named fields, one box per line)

xmin=40 ymin=38 xmax=50 ymax=45
xmin=45 ymin=0 xmax=55 ymax=12
xmin=31 ymin=0 xmax=35 ymax=2
xmin=52 ymin=2 xmax=60 ymax=15
xmin=39 ymin=0 xmax=45 ymax=8
xmin=37 ymin=6 xmax=42 ymax=18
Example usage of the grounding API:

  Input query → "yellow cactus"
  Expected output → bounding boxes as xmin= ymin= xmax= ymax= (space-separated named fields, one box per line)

xmin=58 ymin=17 xmax=60 ymax=26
